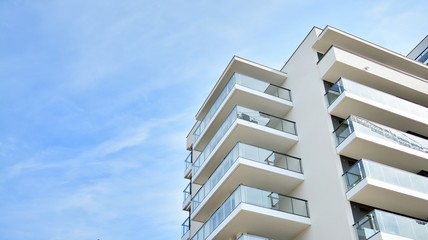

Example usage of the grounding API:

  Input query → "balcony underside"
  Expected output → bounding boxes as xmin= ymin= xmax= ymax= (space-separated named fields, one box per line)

xmin=318 ymin=46 xmax=428 ymax=108
xmin=337 ymin=133 xmax=428 ymax=174
xmin=192 ymin=158 xmax=304 ymax=222
xmin=193 ymin=120 xmax=298 ymax=184
xmin=194 ymin=85 xmax=293 ymax=151
xmin=313 ymin=26 xmax=428 ymax=80
xmin=208 ymin=204 xmax=310 ymax=240
xmin=329 ymin=93 xmax=428 ymax=137
xmin=347 ymin=178 xmax=428 ymax=220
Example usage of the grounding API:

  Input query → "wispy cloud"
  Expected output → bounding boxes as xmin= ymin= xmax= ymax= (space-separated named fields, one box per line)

xmin=0 ymin=109 xmax=192 ymax=239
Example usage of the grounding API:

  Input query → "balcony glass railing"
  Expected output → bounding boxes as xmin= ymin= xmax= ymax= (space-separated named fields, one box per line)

xmin=191 ymin=185 xmax=309 ymax=240
xmin=193 ymin=72 xmax=292 ymax=144
xmin=343 ymin=160 xmax=428 ymax=194
xmin=355 ymin=209 xmax=428 ymax=240
xmin=343 ymin=159 xmax=428 ymax=193
xmin=183 ymin=183 xmax=191 ymax=203
xmin=334 ymin=115 xmax=428 ymax=154
xmin=325 ymin=78 xmax=428 ymax=120
xmin=184 ymin=152 xmax=192 ymax=170
xmin=192 ymin=142 xmax=302 ymax=211
xmin=236 ymin=233 xmax=273 ymax=240
xmin=325 ymin=79 xmax=345 ymax=105
xmin=182 ymin=217 xmax=190 ymax=237
xmin=192 ymin=105 xmax=297 ymax=176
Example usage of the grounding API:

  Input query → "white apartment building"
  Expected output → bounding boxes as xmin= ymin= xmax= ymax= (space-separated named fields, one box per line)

xmin=181 ymin=26 xmax=428 ymax=240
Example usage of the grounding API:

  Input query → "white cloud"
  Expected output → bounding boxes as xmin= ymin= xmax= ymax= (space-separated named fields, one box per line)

xmin=0 ymin=108 xmax=191 ymax=239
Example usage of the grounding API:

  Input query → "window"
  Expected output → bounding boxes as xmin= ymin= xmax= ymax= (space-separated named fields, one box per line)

xmin=416 ymin=46 xmax=428 ymax=64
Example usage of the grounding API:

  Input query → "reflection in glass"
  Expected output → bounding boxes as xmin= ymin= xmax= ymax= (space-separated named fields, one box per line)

xmin=192 ymin=185 xmax=309 ymax=240
xmin=192 ymin=142 xmax=302 ymax=211
xmin=193 ymin=73 xmax=292 ymax=144
xmin=355 ymin=209 xmax=428 ymax=240
xmin=192 ymin=105 xmax=297 ymax=176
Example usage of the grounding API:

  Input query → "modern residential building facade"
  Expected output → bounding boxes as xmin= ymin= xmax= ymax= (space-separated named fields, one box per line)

xmin=181 ymin=26 xmax=428 ymax=240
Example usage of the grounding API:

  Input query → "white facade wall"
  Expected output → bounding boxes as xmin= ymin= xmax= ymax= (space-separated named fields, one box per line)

xmin=280 ymin=28 xmax=356 ymax=240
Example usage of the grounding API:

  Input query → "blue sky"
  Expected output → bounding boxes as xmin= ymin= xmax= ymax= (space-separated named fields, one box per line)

xmin=0 ymin=0 xmax=427 ymax=239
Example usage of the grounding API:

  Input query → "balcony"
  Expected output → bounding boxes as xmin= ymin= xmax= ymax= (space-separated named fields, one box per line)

xmin=192 ymin=105 xmax=298 ymax=184
xmin=193 ymin=72 xmax=293 ymax=151
xmin=195 ymin=56 xmax=287 ymax=132
xmin=317 ymin=46 xmax=428 ymax=108
xmin=236 ymin=234 xmax=273 ymax=240
xmin=191 ymin=142 xmax=303 ymax=221
xmin=184 ymin=152 xmax=192 ymax=179
xmin=191 ymin=185 xmax=310 ymax=240
xmin=182 ymin=217 xmax=190 ymax=240
xmin=183 ymin=183 xmax=191 ymax=211
xmin=354 ymin=209 xmax=428 ymax=240
xmin=334 ymin=115 xmax=428 ymax=173
xmin=343 ymin=159 xmax=428 ymax=220
xmin=326 ymin=78 xmax=428 ymax=137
